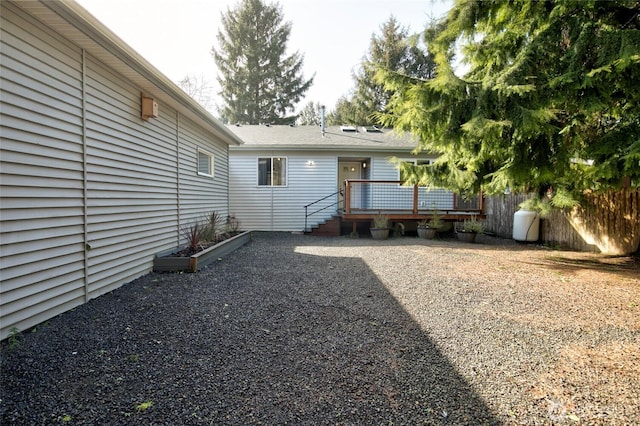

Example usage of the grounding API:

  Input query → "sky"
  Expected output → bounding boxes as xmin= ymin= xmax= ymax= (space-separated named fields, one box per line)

xmin=76 ymin=0 xmax=452 ymax=115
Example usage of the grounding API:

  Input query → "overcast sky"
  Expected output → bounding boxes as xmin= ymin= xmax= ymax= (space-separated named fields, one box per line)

xmin=76 ymin=0 xmax=451 ymax=114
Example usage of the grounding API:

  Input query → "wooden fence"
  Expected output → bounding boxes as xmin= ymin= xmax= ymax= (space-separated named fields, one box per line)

xmin=484 ymin=188 xmax=639 ymax=255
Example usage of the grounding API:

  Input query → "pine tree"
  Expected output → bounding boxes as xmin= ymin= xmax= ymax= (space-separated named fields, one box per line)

xmin=378 ymin=0 xmax=640 ymax=203
xmin=297 ymin=101 xmax=323 ymax=126
xmin=326 ymin=96 xmax=360 ymax=126
xmin=212 ymin=0 xmax=314 ymax=124
xmin=328 ymin=16 xmax=435 ymax=126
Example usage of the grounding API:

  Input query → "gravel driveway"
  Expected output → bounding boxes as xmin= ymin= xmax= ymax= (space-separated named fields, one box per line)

xmin=2 ymin=232 xmax=639 ymax=425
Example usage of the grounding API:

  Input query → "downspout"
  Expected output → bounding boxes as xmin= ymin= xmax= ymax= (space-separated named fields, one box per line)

xmin=226 ymin=143 xmax=230 ymax=220
xmin=81 ymin=49 xmax=89 ymax=302
xmin=175 ymin=111 xmax=181 ymax=247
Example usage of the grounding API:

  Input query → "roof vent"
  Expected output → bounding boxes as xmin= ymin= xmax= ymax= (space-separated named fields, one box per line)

xmin=363 ymin=125 xmax=382 ymax=133
xmin=235 ymin=122 xmax=241 ymax=127
xmin=265 ymin=123 xmax=271 ymax=127
xmin=340 ymin=125 xmax=357 ymax=133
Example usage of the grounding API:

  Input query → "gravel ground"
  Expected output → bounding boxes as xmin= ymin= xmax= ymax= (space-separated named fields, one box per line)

xmin=1 ymin=232 xmax=639 ymax=425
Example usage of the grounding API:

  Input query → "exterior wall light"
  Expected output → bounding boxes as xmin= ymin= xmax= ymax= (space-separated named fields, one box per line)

xmin=141 ymin=93 xmax=158 ymax=120
xmin=307 ymin=160 xmax=315 ymax=166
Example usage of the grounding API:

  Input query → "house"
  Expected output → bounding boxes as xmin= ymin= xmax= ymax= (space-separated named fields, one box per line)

xmin=227 ymin=124 xmax=482 ymax=234
xmin=0 ymin=0 xmax=243 ymax=339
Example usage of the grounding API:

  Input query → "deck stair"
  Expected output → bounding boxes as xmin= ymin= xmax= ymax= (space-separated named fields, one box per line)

xmin=308 ymin=215 xmax=341 ymax=236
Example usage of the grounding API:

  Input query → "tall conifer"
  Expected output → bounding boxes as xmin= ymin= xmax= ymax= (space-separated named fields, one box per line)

xmin=213 ymin=0 xmax=313 ymax=124
xmin=328 ymin=17 xmax=435 ymax=126
xmin=378 ymin=0 xmax=640 ymax=202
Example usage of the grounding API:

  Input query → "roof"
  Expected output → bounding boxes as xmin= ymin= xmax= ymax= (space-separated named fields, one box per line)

xmin=11 ymin=0 xmax=243 ymax=147
xmin=227 ymin=125 xmax=422 ymax=152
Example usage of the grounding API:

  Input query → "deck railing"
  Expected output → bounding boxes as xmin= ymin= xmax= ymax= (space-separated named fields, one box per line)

xmin=303 ymin=189 xmax=343 ymax=232
xmin=343 ymin=180 xmax=483 ymax=215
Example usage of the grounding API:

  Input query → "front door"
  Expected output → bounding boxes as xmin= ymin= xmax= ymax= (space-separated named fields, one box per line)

xmin=338 ymin=161 xmax=364 ymax=210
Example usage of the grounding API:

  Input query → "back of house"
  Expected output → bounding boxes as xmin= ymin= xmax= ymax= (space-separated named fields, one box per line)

xmin=226 ymin=124 xmax=452 ymax=233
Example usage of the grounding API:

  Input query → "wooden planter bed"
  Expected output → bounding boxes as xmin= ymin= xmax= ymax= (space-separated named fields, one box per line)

xmin=153 ymin=231 xmax=252 ymax=273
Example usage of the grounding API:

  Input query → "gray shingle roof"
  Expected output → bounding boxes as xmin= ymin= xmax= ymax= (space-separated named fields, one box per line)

xmin=227 ymin=125 xmax=420 ymax=152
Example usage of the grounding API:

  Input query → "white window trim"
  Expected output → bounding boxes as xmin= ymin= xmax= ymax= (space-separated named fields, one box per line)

xmin=197 ymin=148 xmax=215 ymax=178
xmin=257 ymin=156 xmax=288 ymax=187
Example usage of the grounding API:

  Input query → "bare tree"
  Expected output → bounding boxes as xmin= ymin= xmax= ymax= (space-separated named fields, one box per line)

xmin=177 ymin=74 xmax=214 ymax=111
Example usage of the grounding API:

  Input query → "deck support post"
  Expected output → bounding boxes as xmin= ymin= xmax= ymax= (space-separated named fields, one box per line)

xmin=344 ymin=180 xmax=351 ymax=214
xmin=350 ymin=221 xmax=359 ymax=238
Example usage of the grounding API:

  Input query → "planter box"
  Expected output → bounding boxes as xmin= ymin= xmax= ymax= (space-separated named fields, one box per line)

xmin=153 ymin=231 xmax=252 ymax=272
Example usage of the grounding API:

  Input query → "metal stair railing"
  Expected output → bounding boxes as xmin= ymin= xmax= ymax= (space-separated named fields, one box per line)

xmin=303 ymin=190 xmax=343 ymax=233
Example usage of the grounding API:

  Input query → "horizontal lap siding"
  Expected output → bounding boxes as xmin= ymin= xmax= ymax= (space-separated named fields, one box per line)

xmin=177 ymin=117 xmax=229 ymax=233
xmin=0 ymin=4 xmax=86 ymax=337
xmin=229 ymin=152 xmax=273 ymax=230
xmin=84 ymin=59 xmax=178 ymax=297
xmin=272 ymin=154 xmax=337 ymax=231
xmin=229 ymin=151 xmax=337 ymax=231
xmin=1 ymin=3 xmax=234 ymax=339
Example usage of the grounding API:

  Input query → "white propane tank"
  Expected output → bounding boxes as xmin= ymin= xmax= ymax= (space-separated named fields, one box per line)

xmin=513 ymin=210 xmax=540 ymax=242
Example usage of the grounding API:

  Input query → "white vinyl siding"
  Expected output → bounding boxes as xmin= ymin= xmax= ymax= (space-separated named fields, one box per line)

xmin=83 ymin=57 xmax=180 ymax=297
xmin=230 ymin=151 xmax=336 ymax=231
xmin=229 ymin=149 xmax=441 ymax=231
xmin=0 ymin=2 xmax=234 ymax=338
xmin=177 ymin=118 xmax=229 ymax=227
xmin=1 ymin=3 xmax=86 ymax=336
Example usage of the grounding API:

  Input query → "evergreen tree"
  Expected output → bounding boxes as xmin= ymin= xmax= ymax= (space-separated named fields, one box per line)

xmin=378 ymin=0 xmax=640 ymax=203
xmin=328 ymin=16 xmax=435 ymax=126
xmin=326 ymin=96 xmax=359 ymax=126
xmin=297 ymin=101 xmax=323 ymax=125
xmin=212 ymin=0 xmax=314 ymax=124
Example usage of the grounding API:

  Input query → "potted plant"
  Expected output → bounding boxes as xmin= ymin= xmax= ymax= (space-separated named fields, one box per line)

xmin=370 ymin=213 xmax=390 ymax=240
xmin=417 ymin=209 xmax=444 ymax=239
xmin=456 ymin=216 xmax=483 ymax=243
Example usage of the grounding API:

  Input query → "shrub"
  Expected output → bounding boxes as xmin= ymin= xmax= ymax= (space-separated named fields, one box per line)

xmin=181 ymin=222 xmax=206 ymax=252
xmin=460 ymin=216 xmax=484 ymax=233
xmin=372 ymin=213 xmax=389 ymax=229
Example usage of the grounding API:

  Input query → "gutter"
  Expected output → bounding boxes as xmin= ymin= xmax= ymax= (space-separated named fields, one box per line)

xmin=229 ymin=144 xmax=420 ymax=153
xmin=32 ymin=0 xmax=243 ymax=147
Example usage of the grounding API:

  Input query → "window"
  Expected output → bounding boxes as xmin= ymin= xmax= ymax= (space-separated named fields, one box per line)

xmin=399 ymin=159 xmax=433 ymax=183
xmin=197 ymin=148 xmax=214 ymax=177
xmin=258 ymin=157 xmax=287 ymax=186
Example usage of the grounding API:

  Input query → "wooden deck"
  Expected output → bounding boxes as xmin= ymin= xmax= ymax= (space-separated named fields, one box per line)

xmin=341 ymin=210 xmax=484 ymax=221
xmin=342 ymin=180 xmax=484 ymax=220
xmin=305 ymin=180 xmax=485 ymax=235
